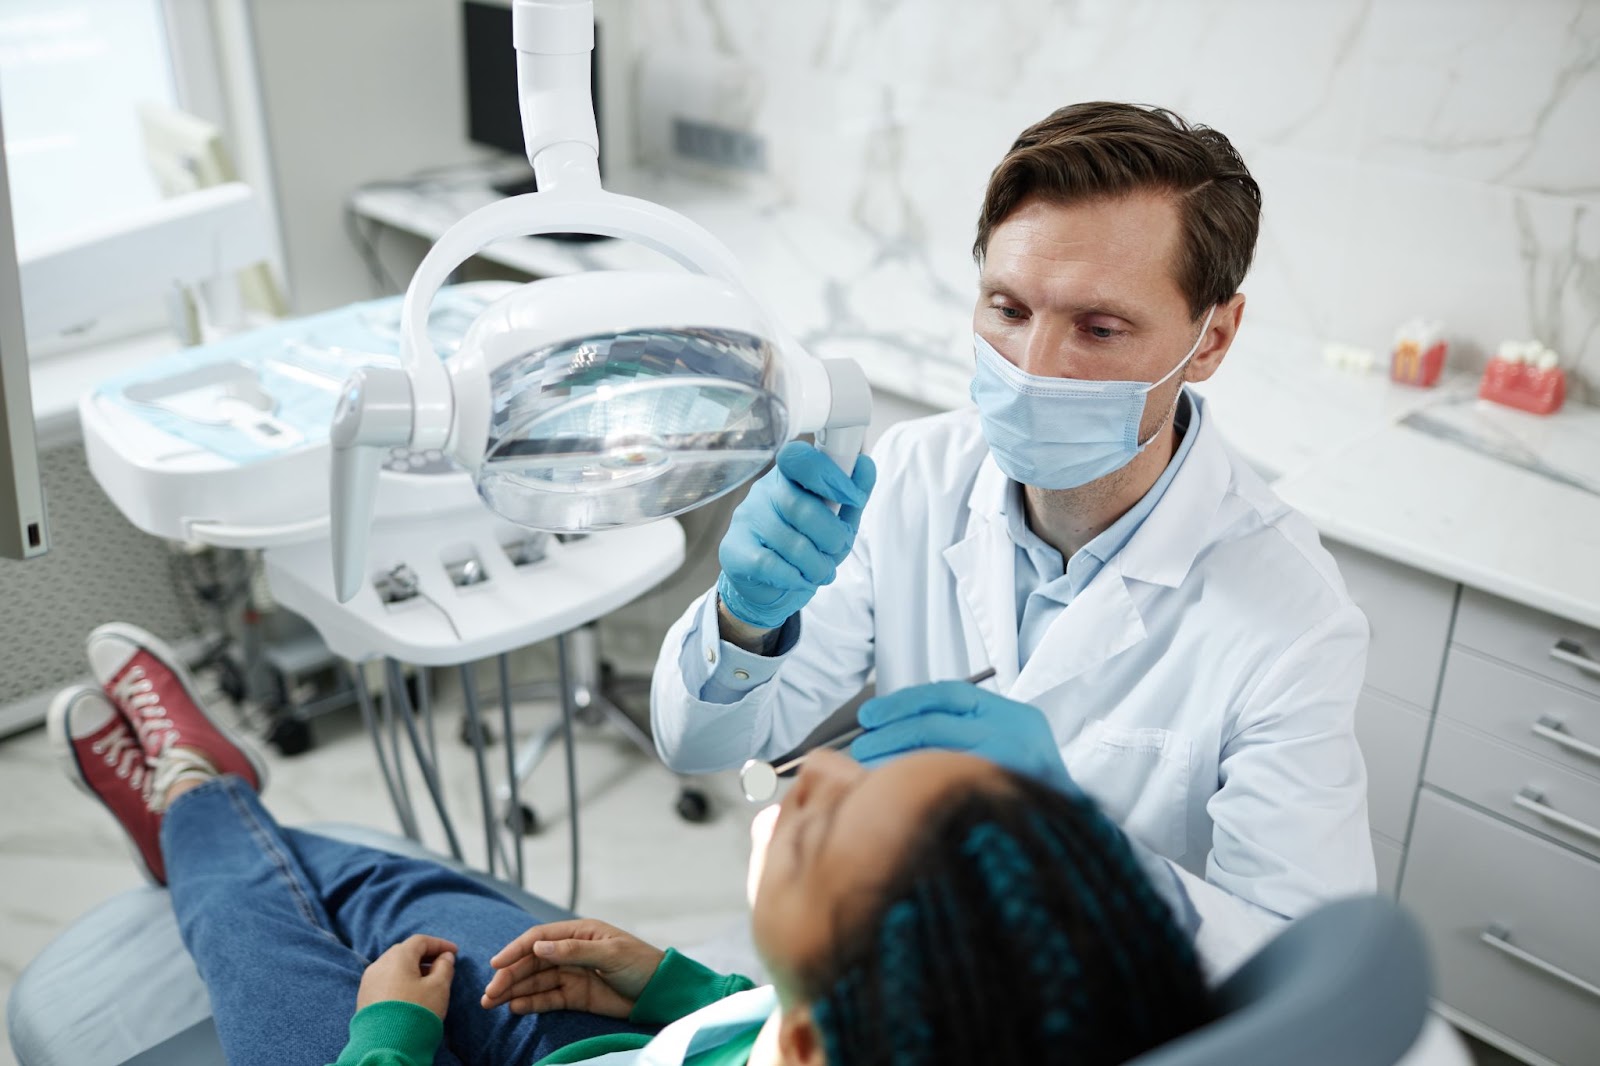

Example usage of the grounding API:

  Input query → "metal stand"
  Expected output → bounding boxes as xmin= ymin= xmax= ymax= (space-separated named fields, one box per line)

xmin=491 ymin=622 xmax=712 ymax=830
xmin=348 ymin=624 xmax=683 ymax=913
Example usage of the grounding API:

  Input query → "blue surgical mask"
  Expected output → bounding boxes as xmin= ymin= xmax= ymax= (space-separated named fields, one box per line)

xmin=970 ymin=306 xmax=1215 ymax=490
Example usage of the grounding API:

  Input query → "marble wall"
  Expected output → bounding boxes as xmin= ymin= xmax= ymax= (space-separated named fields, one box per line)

xmin=628 ymin=0 xmax=1600 ymax=403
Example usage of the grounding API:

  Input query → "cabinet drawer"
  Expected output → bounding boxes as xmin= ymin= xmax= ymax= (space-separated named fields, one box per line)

xmin=1440 ymin=647 xmax=1600 ymax=786
xmin=1354 ymin=688 xmax=1428 ymax=842
xmin=1324 ymin=540 xmax=1455 ymax=709
xmin=1455 ymin=587 xmax=1600 ymax=703
xmin=1373 ymin=830 xmax=1403 ymax=897
xmin=1401 ymin=791 xmax=1600 ymax=1066
xmin=1425 ymin=718 xmax=1600 ymax=863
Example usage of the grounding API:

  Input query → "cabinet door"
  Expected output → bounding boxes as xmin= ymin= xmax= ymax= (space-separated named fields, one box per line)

xmin=1425 ymin=717 xmax=1600 ymax=864
xmin=1402 ymin=791 xmax=1600 ymax=1066
xmin=1439 ymin=647 xmax=1600 ymax=785
xmin=1455 ymin=587 xmax=1600 ymax=703
xmin=1354 ymin=688 xmax=1428 ymax=843
xmin=1325 ymin=540 xmax=1456 ymax=709
xmin=1372 ymin=830 xmax=1403 ymax=897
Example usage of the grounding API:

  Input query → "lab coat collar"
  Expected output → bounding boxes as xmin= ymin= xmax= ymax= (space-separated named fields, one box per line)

xmin=1115 ymin=390 xmax=1231 ymax=589
xmin=943 ymin=487 xmax=1023 ymax=693
xmin=1009 ymin=563 xmax=1146 ymax=705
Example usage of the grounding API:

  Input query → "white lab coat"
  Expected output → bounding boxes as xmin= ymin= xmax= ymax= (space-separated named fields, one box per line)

xmin=652 ymin=395 xmax=1375 ymax=972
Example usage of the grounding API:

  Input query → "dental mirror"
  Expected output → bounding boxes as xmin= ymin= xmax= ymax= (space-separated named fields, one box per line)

xmin=739 ymin=667 xmax=997 ymax=804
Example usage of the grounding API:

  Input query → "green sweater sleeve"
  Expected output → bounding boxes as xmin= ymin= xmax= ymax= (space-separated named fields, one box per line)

xmin=629 ymin=948 xmax=758 ymax=1026
xmin=534 ymin=949 xmax=759 ymax=1065
xmin=326 ymin=1001 xmax=443 ymax=1066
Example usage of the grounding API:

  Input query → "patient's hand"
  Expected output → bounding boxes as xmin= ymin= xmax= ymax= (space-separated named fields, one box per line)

xmin=357 ymin=934 xmax=458 ymax=1020
xmin=482 ymin=918 xmax=665 ymax=1018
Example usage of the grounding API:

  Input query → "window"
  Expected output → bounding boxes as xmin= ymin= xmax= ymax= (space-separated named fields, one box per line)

xmin=0 ymin=0 xmax=280 ymax=356
xmin=0 ymin=0 xmax=180 ymax=252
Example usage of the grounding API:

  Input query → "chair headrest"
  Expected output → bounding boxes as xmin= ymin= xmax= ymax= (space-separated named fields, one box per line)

xmin=1127 ymin=896 xmax=1432 ymax=1066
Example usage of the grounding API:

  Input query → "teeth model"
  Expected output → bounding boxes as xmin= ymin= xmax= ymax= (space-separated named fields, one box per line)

xmin=1390 ymin=318 xmax=1449 ymax=388
xmin=1480 ymin=339 xmax=1567 ymax=416
xmin=1322 ymin=342 xmax=1377 ymax=372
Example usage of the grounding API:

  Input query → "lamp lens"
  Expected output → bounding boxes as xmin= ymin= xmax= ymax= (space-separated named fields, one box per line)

xmin=479 ymin=327 xmax=787 ymax=529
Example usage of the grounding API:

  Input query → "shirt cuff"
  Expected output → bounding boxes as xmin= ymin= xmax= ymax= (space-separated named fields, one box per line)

xmin=628 ymin=948 xmax=758 ymax=1026
xmin=332 ymin=1001 xmax=443 ymax=1066
xmin=679 ymin=591 xmax=800 ymax=705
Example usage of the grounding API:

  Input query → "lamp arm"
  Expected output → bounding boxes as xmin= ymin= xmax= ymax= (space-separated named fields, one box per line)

xmin=398 ymin=189 xmax=768 ymax=449
xmin=512 ymin=0 xmax=599 ymax=191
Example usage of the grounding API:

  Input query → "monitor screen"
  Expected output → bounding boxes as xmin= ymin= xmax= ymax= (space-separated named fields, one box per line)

xmin=463 ymin=1 xmax=601 ymax=170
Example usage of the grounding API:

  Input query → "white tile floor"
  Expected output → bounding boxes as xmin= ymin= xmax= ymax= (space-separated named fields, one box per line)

xmin=0 ymin=679 xmax=756 ymax=1066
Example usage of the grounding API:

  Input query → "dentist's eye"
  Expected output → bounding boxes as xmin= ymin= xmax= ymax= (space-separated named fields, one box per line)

xmin=1088 ymin=325 xmax=1116 ymax=339
xmin=998 ymin=306 xmax=1023 ymax=320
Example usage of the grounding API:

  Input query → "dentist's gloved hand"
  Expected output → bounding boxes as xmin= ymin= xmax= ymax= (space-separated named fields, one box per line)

xmin=849 ymin=681 xmax=1077 ymax=795
xmin=716 ymin=441 xmax=877 ymax=630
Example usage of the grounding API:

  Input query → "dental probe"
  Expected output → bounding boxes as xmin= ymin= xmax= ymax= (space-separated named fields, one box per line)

xmin=739 ymin=667 xmax=999 ymax=804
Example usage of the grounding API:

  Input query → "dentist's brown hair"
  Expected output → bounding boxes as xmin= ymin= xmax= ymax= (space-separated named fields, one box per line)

xmin=974 ymin=101 xmax=1262 ymax=319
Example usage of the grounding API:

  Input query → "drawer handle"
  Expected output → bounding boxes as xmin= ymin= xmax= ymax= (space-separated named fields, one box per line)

xmin=1481 ymin=925 xmax=1600 ymax=1002
xmin=1533 ymin=715 xmax=1600 ymax=764
xmin=1550 ymin=638 xmax=1600 ymax=680
xmin=1514 ymin=787 xmax=1600 ymax=843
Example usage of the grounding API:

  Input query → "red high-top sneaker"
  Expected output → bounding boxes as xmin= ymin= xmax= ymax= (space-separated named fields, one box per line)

xmin=87 ymin=622 xmax=268 ymax=793
xmin=47 ymin=686 xmax=167 ymax=883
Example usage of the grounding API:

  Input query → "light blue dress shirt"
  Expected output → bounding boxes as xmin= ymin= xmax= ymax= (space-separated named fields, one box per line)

xmin=1007 ymin=390 xmax=1200 ymax=670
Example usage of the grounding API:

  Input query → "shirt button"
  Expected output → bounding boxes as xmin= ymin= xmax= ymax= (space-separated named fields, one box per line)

xmin=707 ymin=649 xmax=717 ymax=664
xmin=733 ymin=669 xmax=750 ymax=681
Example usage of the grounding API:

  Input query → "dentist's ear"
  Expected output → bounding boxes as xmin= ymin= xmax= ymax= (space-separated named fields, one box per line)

xmin=1183 ymin=292 xmax=1245 ymax=384
xmin=778 ymin=1006 xmax=828 ymax=1066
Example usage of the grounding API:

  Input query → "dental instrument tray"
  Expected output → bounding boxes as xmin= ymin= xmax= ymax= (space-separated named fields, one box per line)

xmin=79 ymin=282 xmax=518 ymax=547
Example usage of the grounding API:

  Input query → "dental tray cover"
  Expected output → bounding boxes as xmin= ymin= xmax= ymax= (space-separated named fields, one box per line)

xmin=92 ymin=287 xmax=499 ymax=464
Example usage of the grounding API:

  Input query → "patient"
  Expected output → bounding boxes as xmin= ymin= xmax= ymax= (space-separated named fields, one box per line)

xmin=50 ymin=623 xmax=1212 ymax=1066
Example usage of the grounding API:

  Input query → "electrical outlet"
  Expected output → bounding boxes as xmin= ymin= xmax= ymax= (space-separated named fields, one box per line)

xmin=671 ymin=118 xmax=767 ymax=173
xmin=635 ymin=52 xmax=766 ymax=179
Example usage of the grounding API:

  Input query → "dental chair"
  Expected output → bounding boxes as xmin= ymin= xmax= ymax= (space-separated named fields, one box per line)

xmin=9 ymin=819 xmax=1455 ymax=1066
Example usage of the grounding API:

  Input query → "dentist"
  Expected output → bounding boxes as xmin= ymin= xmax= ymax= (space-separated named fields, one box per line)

xmin=651 ymin=102 xmax=1374 ymax=967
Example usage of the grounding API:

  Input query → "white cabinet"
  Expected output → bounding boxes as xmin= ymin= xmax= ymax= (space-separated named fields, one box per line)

xmin=1403 ymin=793 xmax=1600 ymax=1066
xmin=1326 ymin=539 xmax=1600 ymax=1065
xmin=1326 ymin=539 xmax=1454 ymax=885
xmin=1329 ymin=540 xmax=1457 ymax=709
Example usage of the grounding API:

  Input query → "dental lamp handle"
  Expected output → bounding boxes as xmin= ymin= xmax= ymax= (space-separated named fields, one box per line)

xmin=329 ymin=367 xmax=414 ymax=603
xmin=812 ymin=358 xmax=873 ymax=511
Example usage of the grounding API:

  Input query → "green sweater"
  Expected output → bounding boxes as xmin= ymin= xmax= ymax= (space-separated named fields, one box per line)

xmin=327 ymin=950 xmax=758 ymax=1066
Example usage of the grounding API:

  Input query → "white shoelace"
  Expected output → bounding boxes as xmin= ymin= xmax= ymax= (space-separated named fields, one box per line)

xmin=89 ymin=721 xmax=148 ymax=792
xmin=147 ymin=744 xmax=219 ymax=814
xmin=112 ymin=666 xmax=176 ymax=750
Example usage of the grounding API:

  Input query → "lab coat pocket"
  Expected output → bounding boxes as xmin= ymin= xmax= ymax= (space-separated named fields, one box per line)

xmin=1066 ymin=720 xmax=1193 ymax=860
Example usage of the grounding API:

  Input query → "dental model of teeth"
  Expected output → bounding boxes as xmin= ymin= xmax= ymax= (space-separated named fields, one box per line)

xmin=1390 ymin=319 xmax=1449 ymax=388
xmin=1479 ymin=340 xmax=1567 ymax=416
xmin=1322 ymin=342 xmax=1378 ymax=373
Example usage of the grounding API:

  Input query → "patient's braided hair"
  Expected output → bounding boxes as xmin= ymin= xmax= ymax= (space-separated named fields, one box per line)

xmin=805 ymin=774 xmax=1213 ymax=1065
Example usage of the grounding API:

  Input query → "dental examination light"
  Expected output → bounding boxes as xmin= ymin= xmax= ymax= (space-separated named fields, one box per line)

xmin=329 ymin=0 xmax=871 ymax=601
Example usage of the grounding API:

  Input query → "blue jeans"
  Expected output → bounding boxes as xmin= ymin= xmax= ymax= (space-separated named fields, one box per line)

xmin=161 ymin=776 xmax=654 ymax=1066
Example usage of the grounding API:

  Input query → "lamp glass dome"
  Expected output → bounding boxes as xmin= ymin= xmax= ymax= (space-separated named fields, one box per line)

xmin=477 ymin=325 xmax=789 ymax=530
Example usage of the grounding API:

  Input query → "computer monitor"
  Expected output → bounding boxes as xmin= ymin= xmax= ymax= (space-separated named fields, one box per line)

xmin=463 ymin=0 xmax=602 ymax=197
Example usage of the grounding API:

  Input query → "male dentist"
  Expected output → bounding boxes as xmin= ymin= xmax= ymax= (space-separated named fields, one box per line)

xmin=651 ymin=102 xmax=1374 ymax=967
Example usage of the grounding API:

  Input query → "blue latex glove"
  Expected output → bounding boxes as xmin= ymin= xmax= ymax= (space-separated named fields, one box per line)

xmin=716 ymin=441 xmax=877 ymax=630
xmin=849 ymin=681 xmax=1077 ymax=795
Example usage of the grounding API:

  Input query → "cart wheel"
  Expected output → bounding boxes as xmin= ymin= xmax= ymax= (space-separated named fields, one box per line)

xmin=675 ymin=788 xmax=712 ymax=824
xmin=267 ymin=715 xmax=313 ymax=757
xmin=216 ymin=656 xmax=247 ymax=706
xmin=461 ymin=716 xmax=496 ymax=747
xmin=504 ymin=803 xmax=540 ymax=836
